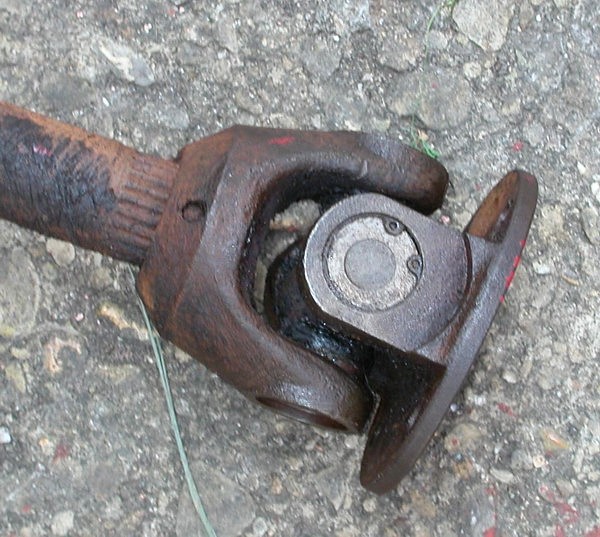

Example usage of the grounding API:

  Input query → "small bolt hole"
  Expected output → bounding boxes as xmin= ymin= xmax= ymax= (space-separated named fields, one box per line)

xmin=385 ymin=218 xmax=404 ymax=235
xmin=407 ymin=255 xmax=423 ymax=277
xmin=181 ymin=200 xmax=207 ymax=223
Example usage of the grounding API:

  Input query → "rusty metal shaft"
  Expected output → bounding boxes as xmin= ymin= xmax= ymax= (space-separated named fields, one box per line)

xmin=0 ymin=102 xmax=178 ymax=265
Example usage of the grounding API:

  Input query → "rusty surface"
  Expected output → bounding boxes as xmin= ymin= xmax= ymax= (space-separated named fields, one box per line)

xmin=0 ymin=102 xmax=177 ymax=264
xmin=0 ymin=101 xmax=537 ymax=494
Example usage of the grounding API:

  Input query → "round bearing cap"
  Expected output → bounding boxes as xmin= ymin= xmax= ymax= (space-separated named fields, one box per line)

xmin=325 ymin=215 xmax=421 ymax=311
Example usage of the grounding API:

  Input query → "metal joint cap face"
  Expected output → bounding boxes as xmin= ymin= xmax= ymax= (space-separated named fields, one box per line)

xmin=303 ymin=193 xmax=469 ymax=352
xmin=324 ymin=213 xmax=420 ymax=311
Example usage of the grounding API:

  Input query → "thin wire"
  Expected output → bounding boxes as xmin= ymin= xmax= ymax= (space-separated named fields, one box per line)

xmin=128 ymin=267 xmax=217 ymax=537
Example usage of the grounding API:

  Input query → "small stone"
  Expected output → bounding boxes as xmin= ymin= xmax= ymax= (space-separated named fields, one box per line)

xmin=378 ymin=31 xmax=420 ymax=72
xmin=453 ymin=0 xmax=513 ymax=51
xmin=532 ymin=261 xmax=553 ymax=275
xmin=0 ymin=426 xmax=11 ymax=444
xmin=142 ymin=102 xmax=190 ymax=130
xmin=97 ymin=303 xmax=147 ymax=340
xmin=216 ymin=13 xmax=239 ymax=54
xmin=581 ymin=206 xmax=599 ymax=244
xmin=46 ymin=238 xmax=76 ymax=267
xmin=444 ymin=422 xmax=482 ymax=452
xmin=10 ymin=346 xmax=29 ymax=360
xmin=5 ymin=362 xmax=26 ymax=393
xmin=252 ymin=517 xmax=268 ymax=537
xmin=510 ymin=448 xmax=533 ymax=471
xmin=51 ymin=510 xmax=74 ymax=536
xmin=490 ymin=467 xmax=516 ymax=484
xmin=300 ymin=34 xmax=342 ymax=79
xmin=0 ymin=248 xmax=40 ymax=335
xmin=174 ymin=348 xmax=192 ymax=363
xmin=502 ymin=369 xmax=518 ymax=384
xmin=410 ymin=491 xmax=437 ymax=518
xmin=91 ymin=266 xmax=112 ymax=289
xmin=591 ymin=180 xmax=600 ymax=204
xmin=523 ymin=122 xmax=545 ymax=146
xmin=270 ymin=476 xmax=283 ymax=495
xmin=532 ymin=454 xmax=548 ymax=468
xmin=577 ymin=162 xmax=588 ymax=175
xmin=315 ymin=465 xmax=348 ymax=512
xmin=540 ymin=428 xmax=570 ymax=454
xmin=463 ymin=62 xmax=482 ymax=79
xmin=99 ymin=40 xmax=155 ymax=87
xmin=363 ymin=497 xmax=377 ymax=513
xmin=427 ymin=30 xmax=448 ymax=50
xmin=389 ymin=69 xmax=474 ymax=130
xmin=43 ymin=337 xmax=82 ymax=375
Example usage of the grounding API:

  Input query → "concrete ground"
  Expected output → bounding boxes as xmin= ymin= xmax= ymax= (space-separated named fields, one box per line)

xmin=1 ymin=0 xmax=599 ymax=536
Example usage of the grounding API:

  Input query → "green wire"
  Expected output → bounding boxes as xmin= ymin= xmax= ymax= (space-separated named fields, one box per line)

xmin=128 ymin=267 xmax=217 ymax=537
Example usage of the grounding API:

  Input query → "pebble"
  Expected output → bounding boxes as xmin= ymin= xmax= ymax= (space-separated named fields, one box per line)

xmin=0 ymin=426 xmax=11 ymax=444
xmin=99 ymin=40 xmax=155 ymax=87
xmin=581 ymin=206 xmax=599 ymax=244
xmin=0 ymin=248 xmax=40 ymax=334
xmin=51 ymin=510 xmax=74 ymax=536
xmin=540 ymin=428 xmax=570 ymax=454
xmin=300 ymin=34 xmax=342 ymax=79
xmin=453 ymin=0 xmax=513 ymax=51
xmin=463 ymin=61 xmax=482 ymax=79
xmin=444 ymin=422 xmax=482 ymax=453
xmin=362 ymin=497 xmax=377 ymax=513
xmin=315 ymin=465 xmax=348 ymax=511
xmin=591 ymin=179 xmax=600 ymax=204
xmin=46 ymin=238 xmax=75 ymax=267
xmin=502 ymin=369 xmax=518 ymax=384
xmin=523 ymin=122 xmax=545 ymax=146
xmin=490 ymin=467 xmax=516 ymax=484
xmin=252 ymin=517 xmax=268 ymax=537
xmin=378 ymin=31 xmax=420 ymax=72
xmin=5 ymin=362 xmax=26 ymax=393
xmin=532 ymin=261 xmax=553 ymax=275
xmin=389 ymin=69 xmax=474 ymax=130
xmin=510 ymin=448 xmax=533 ymax=471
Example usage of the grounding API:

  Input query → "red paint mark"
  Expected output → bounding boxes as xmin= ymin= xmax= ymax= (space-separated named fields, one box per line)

xmin=21 ymin=504 xmax=32 ymax=514
xmin=555 ymin=502 xmax=579 ymax=524
xmin=483 ymin=527 xmax=496 ymax=537
xmin=584 ymin=527 xmax=600 ymax=537
xmin=539 ymin=485 xmax=580 ymax=525
xmin=52 ymin=442 xmax=70 ymax=463
xmin=32 ymin=143 xmax=53 ymax=157
xmin=496 ymin=402 xmax=517 ymax=417
xmin=505 ymin=268 xmax=517 ymax=289
xmin=512 ymin=254 xmax=521 ymax=268
xmin=268 ymin=136 xmax=295 ymax=146
xmin=512 ymin=141 xmax=524 ymax=152
xmin=485 ymin=486 xmax=497 ymax=497
xmin=554 ymin=524 xmax=566 ymax=537
xmin=500 ymin=240 xmax=527 ymax=303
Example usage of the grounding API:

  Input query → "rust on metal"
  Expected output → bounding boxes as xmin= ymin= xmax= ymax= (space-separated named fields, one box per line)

xmin=0 ymin=101 xmax=537 ymax=493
